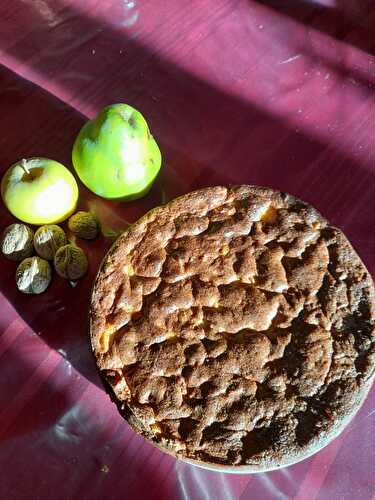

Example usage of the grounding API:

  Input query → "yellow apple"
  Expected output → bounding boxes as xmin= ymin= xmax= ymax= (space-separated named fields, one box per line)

xmin=1 ymin=158 xmax=79 ymax=225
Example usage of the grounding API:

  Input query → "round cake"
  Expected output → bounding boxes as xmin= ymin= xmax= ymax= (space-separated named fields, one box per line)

xmin=90 ymin=186 xmax=375 ymax=471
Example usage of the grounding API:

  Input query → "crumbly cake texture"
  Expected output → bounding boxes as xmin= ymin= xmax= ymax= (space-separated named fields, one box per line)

xmin=90 ymin=186 xmax=375 ymax=470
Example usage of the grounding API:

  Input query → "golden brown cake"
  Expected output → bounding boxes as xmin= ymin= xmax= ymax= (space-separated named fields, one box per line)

xmin=90 ymin=186 xmax=375 ymax=471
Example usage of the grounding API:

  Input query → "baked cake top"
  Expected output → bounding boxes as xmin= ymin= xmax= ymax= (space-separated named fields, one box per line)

xmin=91 ymin=186 xmax=375 ymax=469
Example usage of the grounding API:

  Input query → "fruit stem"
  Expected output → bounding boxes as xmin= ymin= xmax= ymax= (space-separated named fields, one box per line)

xmin=21 ymin=159 xmax=30 ymax=175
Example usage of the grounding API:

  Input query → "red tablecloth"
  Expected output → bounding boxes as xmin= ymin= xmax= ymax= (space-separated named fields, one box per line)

xmin=1 ymin=1 xmax=374 ymax=498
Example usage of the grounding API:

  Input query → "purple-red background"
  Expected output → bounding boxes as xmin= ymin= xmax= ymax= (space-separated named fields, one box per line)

xmin=0 ymin=1 xmax=374 ymax=498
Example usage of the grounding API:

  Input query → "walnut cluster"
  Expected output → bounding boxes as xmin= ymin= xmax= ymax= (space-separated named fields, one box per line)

xmin=1 ymin=210 xmax=98 ymax=294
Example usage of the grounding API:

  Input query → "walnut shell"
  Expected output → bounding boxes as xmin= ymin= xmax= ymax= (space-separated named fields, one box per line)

xmin=54 ymin=244 xmax=88 ymax=280
xmin=1 ymin=223 xmax=34 ymax=261
xmin=68 ymin=211 xmax=99 ymax=240
xmin=34 ymin=225 xmax=67 ymax=260
xmin=16 ymin=256 xmax=52 ymax=294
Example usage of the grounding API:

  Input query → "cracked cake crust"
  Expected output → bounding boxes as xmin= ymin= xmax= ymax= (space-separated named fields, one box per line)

xmin=90 ymin=186 xmax=375 ymax=470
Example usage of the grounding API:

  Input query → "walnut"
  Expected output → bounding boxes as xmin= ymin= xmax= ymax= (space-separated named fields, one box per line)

xmin=54 ymin=244 xmax=88 ymax=280
xmin=34 ymin=225 xmax=67 ymax=260
xmin=16 ymin=256 xmax=52 ymax=294
xmin=68 ymin=211 xmax=100 ymax=240
xmin=1 ymin=223 xmax=34 ymax=261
